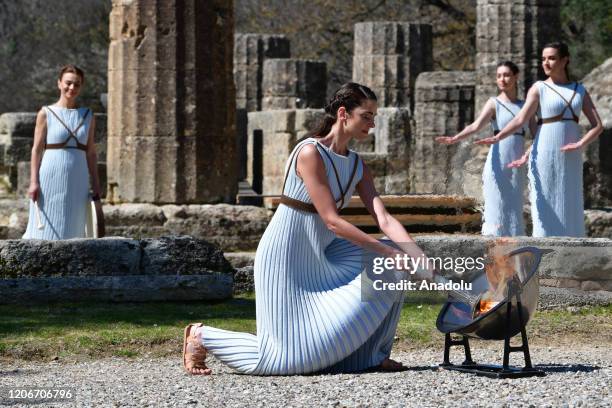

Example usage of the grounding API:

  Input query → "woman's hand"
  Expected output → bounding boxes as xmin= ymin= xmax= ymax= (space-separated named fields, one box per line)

xmin=474 ymin=135 xmax=501 ymax=145
xmin=560 ymin=141 xmax=583 ymax=152
xmin=507 ymin=155 xmax=528 ymax=168
xmin=28 ymin=182 xmax=40 ymax=201
xmin=435 ymin=136 xmax=459 ymax=145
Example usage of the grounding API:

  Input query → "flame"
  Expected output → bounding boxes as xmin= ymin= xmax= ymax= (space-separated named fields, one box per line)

xmin=476 ymin=295 xmax=499 ymax=316
xmin=474 ymin=239 xmax=518 ymax=317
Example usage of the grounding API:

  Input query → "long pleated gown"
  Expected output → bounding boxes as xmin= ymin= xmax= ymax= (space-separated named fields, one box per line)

xmin=201 ymin=138 xmax=405 ymax=375
xmin=529 ymin=81 xmax=585 ymax=237
xmin=23 ymin=106 xmax=91 ymax=239
xmin=481 ymin=98 xmax=528 ymax=236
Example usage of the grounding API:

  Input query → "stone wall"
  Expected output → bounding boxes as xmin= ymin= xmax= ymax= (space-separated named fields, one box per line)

xmin=411 ymin=71 xmax=478 ymax=195
xmin=107 ymin=0 xmax=237 ymax=204
xmin=475 ymin=0 xmax=561 ymax=110
xmin=0 ymin=236 xmax=234 ymax=303
xmin=262 ymin=59 xmax=327 ymax=110
xmin=582 ymin=57 xmax=612 ymax=208
xmin=353 ymin=21 xmax=433 ymax=109
xmin=234 ymin=33 xmax=290 ymax=180
xmin=246 ymin=107 xmax=412 ymax=195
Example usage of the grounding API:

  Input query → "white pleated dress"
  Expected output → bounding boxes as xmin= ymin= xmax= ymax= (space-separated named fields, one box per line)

xmin=481 ymin=98 xmax=528 ymax=236
xmin=22 ymin=106 xmax=92 ymax=240
xmin=201 ymin=138 xmax=405 ymax=375
xmin=529 ymin=81 xmax=585 ymax=237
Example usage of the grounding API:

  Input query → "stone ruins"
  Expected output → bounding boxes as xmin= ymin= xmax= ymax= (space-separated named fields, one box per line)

xmin=0 ymin=0 xmax=610 ymax=241
xmin=0 ymin=0 xmax=611 ymax=303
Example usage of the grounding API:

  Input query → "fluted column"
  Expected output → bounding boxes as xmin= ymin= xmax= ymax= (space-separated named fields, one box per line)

xmin=107 ymin=0 xmax=236 ymax=204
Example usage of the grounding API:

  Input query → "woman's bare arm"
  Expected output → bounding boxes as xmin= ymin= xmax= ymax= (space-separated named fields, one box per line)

xmin=560 ymin=90 xmax=604 ymax=152
xmin=28 ymin=109 xmax=47 ymax=201
xmin=475 ymin=85 xmax=540 ymax=145
xmin=436 ymin=98 xmax=496 ymax=144
xmin=85 ymin=115 xmax=102 ymax=197
xmin=297 ymin=144 xmax=395 ymax=257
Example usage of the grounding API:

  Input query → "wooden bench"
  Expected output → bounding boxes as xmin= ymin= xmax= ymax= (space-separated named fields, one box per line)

xmin=263 ymin=195 xmax=482 ymax=234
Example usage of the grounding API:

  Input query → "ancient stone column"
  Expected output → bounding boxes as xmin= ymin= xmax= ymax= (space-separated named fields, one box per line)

xmin=234 ymin=34 xmax=290 ymax=112
xmin=234 ymin=34 xmax=290 ymax=180
xmin=411 ymin=71 xmax=477 ymax=195
xmin=475 ymin=0 xmax=561 ymax=109
xmin=353 ymin=22 xmax=433 ymax=109
xmin=261 ymin=59 xmax=327 ymax=110
xmin=107 ymin=0 xmax=236 ymax=204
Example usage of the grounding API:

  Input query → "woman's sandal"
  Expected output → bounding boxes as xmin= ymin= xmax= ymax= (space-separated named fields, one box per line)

xmin=182 ymin=323 xmax=212 ymax=375
xmin=378 ymin=358 xmax=407 ymax=372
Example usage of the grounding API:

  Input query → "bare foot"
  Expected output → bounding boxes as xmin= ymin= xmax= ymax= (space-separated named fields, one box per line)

xmin=182 ymin=323 xmax=212 ymax=375
xmin=379 ymin=357 xmax=405 ymax=372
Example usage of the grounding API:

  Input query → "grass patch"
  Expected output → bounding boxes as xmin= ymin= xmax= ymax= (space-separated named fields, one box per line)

xmin=0 ymin=294 xmax=610 ymax=362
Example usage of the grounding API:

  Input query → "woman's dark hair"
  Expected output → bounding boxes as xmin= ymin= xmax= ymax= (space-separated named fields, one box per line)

xmin=542 ymin=41 xmax=570 ymax=80
xmin=496 ymin=60 xmax=519 ymax=75
xmin=58 ymin=64 xmax=84 ymax=82
xmin=310 ymin=82 xmax=377 ymax=137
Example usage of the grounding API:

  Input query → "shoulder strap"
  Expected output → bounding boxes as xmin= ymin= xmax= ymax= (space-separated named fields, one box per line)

xmin=46 ymin=107 xmax=91 ymax=145
xmin=495 ymin=98 xmax=517 ymax=118
xmin=316 ymin=142 xmax=345 ymax=204
xmin=540 ymin=82 xmax=579 ymax=120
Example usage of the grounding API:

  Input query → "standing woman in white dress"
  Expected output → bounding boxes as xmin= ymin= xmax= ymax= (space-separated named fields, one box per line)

xmin=436 ymin=61 xmax=536 ymax=236
xmin=23 ymin=65 xmax=102 ymax=239
xmin=476 ymin=42 xmax=604 ymax=237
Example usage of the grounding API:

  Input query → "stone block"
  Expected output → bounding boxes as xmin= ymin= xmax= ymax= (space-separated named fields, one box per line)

xmin=475 ymin=0 xmax=561 ymax=109
xmin=262 ymin=59 xmax=326 ymax=109
xmin=412 ymin=72 xmax=478 ymax=196
xmin=294 ymin=109 xmax=325 ymax=134
xmin=353 ymin=22 xmax=433 ymax=108
xmin=0 ymin=236 xmax=234 ymax=303
xmin=584 ymin=127 xmax=612 ymax=208
xmin=374 ymin=108 xmax=411 ymax=194
xmin=234 ymin=33 xmax=290 ymax=112
xmin=140 ymin=235 xmax=233 ymax=276
xmin=585 ymin=209 xmax=612 ymax=239
xmin=107 ymin=0 xmax=237 ymax=204
xmin=16 ymin=161 xmax=30 ymax=198
xmin=0 ymin=238 xmax=141 ymax=278
xmin=94 ymin=113 xmax=107 ymax=162
xmin=0 ymin=113 xmax=37 ymax=141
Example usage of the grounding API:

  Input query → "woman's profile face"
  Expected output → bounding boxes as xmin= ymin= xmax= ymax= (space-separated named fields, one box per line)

xmin=541 ymin=47 xmax=567 ymax=77
xmin=57 ymin=72 xmax=83 ymax=100
xmin=496 ymin=66 xmax=517 ymax=92
xmin=346 ymin=99 xmax=377 ymax=141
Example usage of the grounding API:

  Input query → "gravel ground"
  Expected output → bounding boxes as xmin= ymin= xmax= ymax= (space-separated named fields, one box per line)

xmin=539 ymin=287 xmax=612 ymax=309
xmin=1 ymin=346 xmax=610 ymax=407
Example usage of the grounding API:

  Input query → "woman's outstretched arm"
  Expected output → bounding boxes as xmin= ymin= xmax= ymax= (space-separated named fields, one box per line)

xmin=435 ymin=98 xmax=496 ymax=145
xmin=475 ymin=85 xmax=540 ymax=145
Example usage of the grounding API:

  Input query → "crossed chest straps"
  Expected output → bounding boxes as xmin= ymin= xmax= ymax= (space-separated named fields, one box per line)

xmin=45 ymin=107 xmax=90 ymax=151
xmin=492 ymin=98 xmax=525 ymax=137
xmin=279 ymin=142 xmax=360 ymax=214
xmin=537 ymin=82 xmax=580 ymax=126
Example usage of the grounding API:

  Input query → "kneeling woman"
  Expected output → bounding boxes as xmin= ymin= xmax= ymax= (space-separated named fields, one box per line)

xmin=183 ymin=83 xmax=429 ymax=375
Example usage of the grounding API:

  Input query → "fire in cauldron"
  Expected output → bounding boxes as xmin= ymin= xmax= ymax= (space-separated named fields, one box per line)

xmin=435 ymin=246 xmax=552 ymax=378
